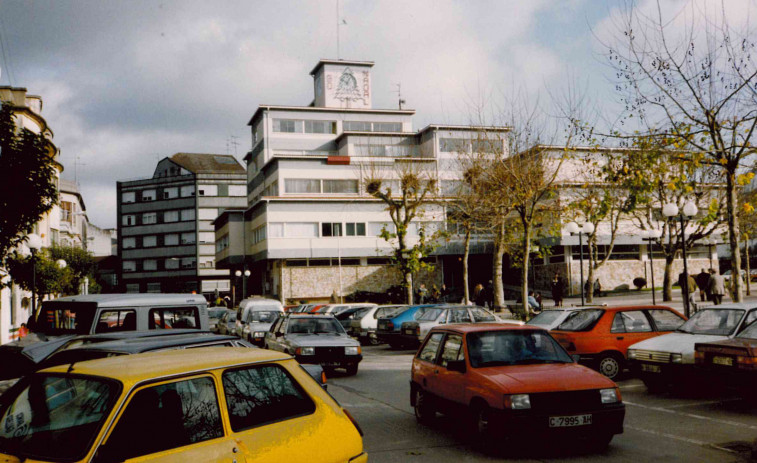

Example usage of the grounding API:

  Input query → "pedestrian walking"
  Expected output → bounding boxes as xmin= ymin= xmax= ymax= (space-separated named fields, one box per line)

xmin=551 ymin=272 xmax=565 ymax=307
xmin=695 ymin=268 xmax=711 ymax=302
xmin=417 ymin=283 xmax=428 ymax=304
xmin=707 ymin=269 xmax=726 ymax=305
xmin=473 ymin=283 xmax=485 ymax=307
xmin=485 ymin=280 xmax=494 ymax=309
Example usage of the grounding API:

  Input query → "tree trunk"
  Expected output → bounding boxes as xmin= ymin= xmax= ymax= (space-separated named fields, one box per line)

xmin=726 ymin=172 xmax=744 ymax=302
xmin=663 ymin=254 xmax=674 ymax=301
xmin=398 ymin=231 xmax=413 ymax=305
xmin=585 ymin=235 xmax=596 ymax=304
xmin=521 ymin=224 xmax=531 ymax=318
xmin=492 ymin=231 xmax=505 ymax=310
xmin=463 ymin=228 xmax=471 ymax=303
xmin=405 ymin=271 xmax=414 ymax=305
xmin=746 ymin=244 xmax=751 ymax=296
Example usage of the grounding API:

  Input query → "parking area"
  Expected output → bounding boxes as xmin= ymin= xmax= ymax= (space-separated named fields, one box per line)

xmin=329 ymin=345 xmax=757 ymax=462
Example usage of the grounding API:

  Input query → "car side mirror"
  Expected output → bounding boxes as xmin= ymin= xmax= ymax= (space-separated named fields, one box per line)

xmin=447 ymin=360 xmax=467 ymax=373
xmin=571 ymin=354 xmax=581 ymax=363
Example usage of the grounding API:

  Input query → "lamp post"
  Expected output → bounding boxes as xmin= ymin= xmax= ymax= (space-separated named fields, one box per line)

xmin=662 ymin=201 xmax=698 ymax=318
xmin=26 ymin=234 xmax=43 ymax=320
xmin=640 ymin=229 xmax=662 ymax=305
xmin=566 ymin=221 xmax=595 ymax=306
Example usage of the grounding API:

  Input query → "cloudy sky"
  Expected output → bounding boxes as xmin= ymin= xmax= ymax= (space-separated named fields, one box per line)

xmin=0 ymin=0 xmax=752 ymax=228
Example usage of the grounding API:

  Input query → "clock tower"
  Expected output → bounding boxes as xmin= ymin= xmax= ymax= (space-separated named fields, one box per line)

xmin=311 ymin=59 xmax=373 ymax=109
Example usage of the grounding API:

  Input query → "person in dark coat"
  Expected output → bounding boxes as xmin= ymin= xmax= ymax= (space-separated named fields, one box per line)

xmin=485 ymin=280 xmax=494 ymax=309
xmin=695 ymin=268 xmax=711 ymax=302
xmin=473 ymin=283 xmax=485 ymax=306
xmin=551 ymin=272 xmax=565 ymax=307
xmin=707 ymin=269 xmax=726 ymax=305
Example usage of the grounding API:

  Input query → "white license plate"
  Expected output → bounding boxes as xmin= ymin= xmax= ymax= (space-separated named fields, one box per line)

xmin=712 ymin=356 xmax=734 ymax=366
xmin=404 ymin=329 xmax=414 ymax=335
xmin=549 ymin=414 xmax=592 ymax=428
xmin=641 ymin=363 xmax=661 ymax=373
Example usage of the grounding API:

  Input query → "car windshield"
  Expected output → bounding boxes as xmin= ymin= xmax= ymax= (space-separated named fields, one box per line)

xmin=208 ymin=309 xmax=227 ymax=320
xmin=418 ymin=308 xmax=446 ymax=322
xmin=737 ymin=319 xmax=757 ymax=340
xmin=248 ymin=311 xmax=279 ymax=323
xmin=225 ymin=312 xmax=237 ymax=323
xmin=467 ymin=331 xmax=573 ymax=367
xmin=33 ymin=302 xmax=98 ymax=336
xmin=352 ymin=307 xmax=374 ymax=320
xmin=287 ymin=318 xmax=345 ymax=335
xmin=527 ymin=310 xmax=567 ymax=327
xmin=677 ymin=309 xmax=745 ymax=335
xmin=0 ymin=374 xmax=119 ymax=461
xmin=556 ymin=309 xmax=604 ymax=331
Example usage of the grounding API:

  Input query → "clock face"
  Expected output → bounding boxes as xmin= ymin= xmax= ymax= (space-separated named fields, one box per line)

xmin=334 ymin=68 xmax=361 ymax=102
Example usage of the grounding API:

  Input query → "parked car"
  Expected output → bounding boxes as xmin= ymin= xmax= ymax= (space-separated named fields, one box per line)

xmin=0 ymin=293 xmax=209 ymax=381
xmin=377 ymin=304 xmax=438 ymax=349
xmin=410 ymin=324 xmax=625 ymax=448
xmin=526 ymin=307 xmax=585 ymax=330
xmin=0 ymin=348 xmax=366 ymax=462
xmin=236 ymin=297 xmax=284 ymax=337
xmin=264 ymin=314 xmax=363 ymax=375
xmin=400 ymin=305 xmax=516 ymax=347
xmin=216 ymin=310 xmax=237 ymax=335
xmin=695 ymin=318 xmax=757 ymax=395
xmin=329 ymin=304 xmax=378 ymax=330
xmin=239 ymin=302 xmax=285 ymax=346
xmin=550 ymin=305 xmax=686 ymax=380
xmin=316 ymin=303 xmax=377 ymax=316
xmin=349 ymin=305 xmax=408 ymax=345
xmin=208 ymin=307 xmax=232 ymax=333
xmin=628 ymin=303 xmax=757 ymax=390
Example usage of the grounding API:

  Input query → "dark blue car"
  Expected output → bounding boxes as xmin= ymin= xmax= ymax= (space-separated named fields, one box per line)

xmin=376 ymin=304 xmax=441 ymax=348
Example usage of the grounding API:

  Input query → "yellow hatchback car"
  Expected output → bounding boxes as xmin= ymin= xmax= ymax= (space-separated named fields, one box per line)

xmin=0 ymin=347 xmax=367 ymax=463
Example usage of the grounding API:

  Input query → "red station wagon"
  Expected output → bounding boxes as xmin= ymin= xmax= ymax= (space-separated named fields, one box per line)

xmin=410 ymin=324 xmax=625 ymax=449
xmin=550 ymin=306 xmax=686 ymax=380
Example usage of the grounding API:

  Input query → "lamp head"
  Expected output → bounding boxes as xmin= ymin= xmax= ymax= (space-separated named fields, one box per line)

xmin=235 ymin=270 xmax=242 ymax=277
xmin=27 ymin=234 xmax=42 ymax=251
xmin=244 ymin=270 xmax=251 ymax=277
xmin=683 ymin=201 xmax=698 ymax=217
xmin=56 ymin=259 xmax=67 ymax=269
xmin=582 ymin=222 xmax=595 ymax=234
xmin=662 ymin=203 xmax=679 ymax=218
xmin=565 ymin=222 xmax=580 ymax=234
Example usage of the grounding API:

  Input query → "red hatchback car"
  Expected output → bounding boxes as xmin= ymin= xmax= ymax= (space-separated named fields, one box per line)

xmin=550 ymin=306 xmax=686 ymax=380
xmin=410 ymin=324 xmax=625 ymax=448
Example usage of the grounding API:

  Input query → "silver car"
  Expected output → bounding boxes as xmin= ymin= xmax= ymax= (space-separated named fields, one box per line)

xmin=400 ymin=305 xmax=517 ymax=346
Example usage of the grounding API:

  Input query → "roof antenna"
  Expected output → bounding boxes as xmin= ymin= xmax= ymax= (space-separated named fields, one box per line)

xmin=394 ymin=83 xmax=406 ymax=110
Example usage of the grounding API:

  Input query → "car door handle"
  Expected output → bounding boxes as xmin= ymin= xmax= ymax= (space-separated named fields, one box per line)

xmin=616 ymin=336 xmax=624 ymax=340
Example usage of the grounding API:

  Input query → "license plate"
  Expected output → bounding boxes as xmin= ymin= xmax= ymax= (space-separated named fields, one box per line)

xmin=404 ymin=329 xmax=414 ymax=335
xmin=549 ymin=414 xmax=592 ymax=427
xmin=641 ymin=363 xmax=661 ymax=373
xmin=712 ymin=356 xmax=734 ymax=366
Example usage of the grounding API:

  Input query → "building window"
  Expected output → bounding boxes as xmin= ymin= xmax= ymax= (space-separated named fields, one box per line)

xmin=181 ymin=209 xmax=195 ymax=221
xmin=228 ymin=184 xmax=246 ymax=196
xmin=146 ymin=282 xmax=161 ymax=293
xmin=181 ymin=232 xmax=196 ymax=244
xmin=122 ymin=192 xmax=136 ymax=204
xmin=345 ymin=223 xmax=366 ymax=236
xmin=471 ymin=139 xmax=502 ymax=154
xmin=143 ymin=260 xmax=157 ymax=271
xmin=323 ymin=179 xmax=358 ymax=194
xmin=321 ymin=222 xmax=342 ymax=237
xmin=286 ymin=223 xmax=318 ymax=238
xmin=142 ymin=235 xmax=157 ymax=247
xmin=216 ymin=234 xmax=230 ymax=252
xmin=273 ymin=119 xmax=298 ymax=133
xmin=60 ymin=201 xmax=73 ymax=223
xmin=165 ymin=258 xmax=180 ymax=269
xmin=439 ymin=138 xmax=469 ymax=153
xmin=199 ymin=208 xmax=218 ymax=221
xmin=304 ymin=120 xmax=336 ymax=134
xmin=163 ymin=187 xmax=178 ymax=199
xmin=368 ymin=222 xmax=395 ymax=236
xmin=164 ymin=234 xmax=179 ymax=246
xmin=199 ymin=257 xmax=215 ymax=269
xmin=181 ymin=257 xmax=196 ymax=269
xmin=198 ymin=185 xmax=218 ymax=196
xmin=122 ymin=261 xmax=136 ymax=272
xmin=285 ymin=179 xmax=320 ymax=194
xmin=180 ymin=185 xmax=195 ymax=197
xmin=122 ymin=215 xmax=136 ymax=226
xmin=125 ymin=283 xmax=140 ymax=293
xmin=344 ymin=121 xmax=402 ymax=132
xmin=142 ymin=212 xmax=157 ymax=225
xmin=262 ymin=181 xmax=278 ymax=197
xmin=286 ymin=260 xmax=307 ymax=267
xmin=122 ymin=237 xmax=136 ymax=249
xmin=269 ymin=223 xmax=284 ymax=238
xmin=164 ymin=210 xmax=179 ymax=223
xmin=199 ymin=232 xmax=215 ymax=244
xmin=141 ymin=189 xmax=156 ymax=201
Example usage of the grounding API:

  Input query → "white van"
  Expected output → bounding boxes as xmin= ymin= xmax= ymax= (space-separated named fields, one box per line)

xmin=236 ymin=297 xmax=285 ymax=345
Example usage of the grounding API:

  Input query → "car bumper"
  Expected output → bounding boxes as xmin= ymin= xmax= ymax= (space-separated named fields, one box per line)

xmin=494 ymin=404 xmax=625 ymax=437
xmin=294 ymin=354 xmax=363 ymax=367
xmin=350 ymin=328 xmax=378 ymax=342
xmin=628 ymin=360 xmax=694 ymax=383
xmin=248 ymin=336 xmax=266 ymax=347
xmin=377 ymin=331 xmax=403 ymax=344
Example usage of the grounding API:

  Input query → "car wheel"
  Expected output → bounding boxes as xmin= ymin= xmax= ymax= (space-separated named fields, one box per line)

xmin=597 ymin=353 xmax=623 ymax=380
xmin=470 ymin=402 xmax=493 ymax=440
xmin=414 ymin=389 xmax=436 ymax=424
xmin=368 ymin=334 xmax=381 ymax=346
xmin=345 ymin=364 xmax=358 ymax=376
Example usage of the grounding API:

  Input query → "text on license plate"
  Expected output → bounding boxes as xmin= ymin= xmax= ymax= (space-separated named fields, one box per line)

xmin=641 ymin=363 xmax=661 ymax=373
xmin=549 ymin=414 xmax=592 ymax=427
xmin=712 ymin=356 xmax=734 ymax=366
xmin=404 ymin=329 xmax=414 ymax=334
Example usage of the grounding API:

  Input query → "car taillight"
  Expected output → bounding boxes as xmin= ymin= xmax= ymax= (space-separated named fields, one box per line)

xmin=736 ymin=356 xmax=757 ymax=370
xmin=387 ymin=321 xmax=394 ymax=330
xmin=321 ymin=370 xmax=327 ymax=384
xmin=694 ymin=351 xmax=705 ymax=364
xmin=415 ymin=326 xmax=421 ymax=335
xmin=342 ymin=408 xmax=363 ymax=436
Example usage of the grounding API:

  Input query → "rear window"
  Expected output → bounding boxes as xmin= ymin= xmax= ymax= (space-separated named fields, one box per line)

xmin=526 ymin=310 xmax=567 ymax=327
xmin=556 ymin=309 xmax=604 ymax=332
xmin=418 ymin=308 xmax=445 ymax=322
xmin=247 ymin=311 xmax=279 ymax=323
xmin=34 ymin=302 xmax=98 ymax=335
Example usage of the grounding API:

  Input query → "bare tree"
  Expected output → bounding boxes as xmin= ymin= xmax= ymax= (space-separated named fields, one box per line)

xmin=605 ymin=0 xmax=757 ymax=301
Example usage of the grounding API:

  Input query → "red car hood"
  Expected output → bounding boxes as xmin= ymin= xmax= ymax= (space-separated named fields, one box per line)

xmin=481 ymin=363 xmax=616 ymax=394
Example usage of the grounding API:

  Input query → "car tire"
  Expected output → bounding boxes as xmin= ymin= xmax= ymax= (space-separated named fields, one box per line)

xmin=414 ymin=389 xmax=436 ymax=424
xmin=470 ymin=401 xmax=493 ymax=440
xmin=597 ymin=352 xmax=624 ymax=380
xmin=368 ymin=334 xmax=381 ymax=346
xmin=345 ymin=364 xmax=358 ymax=376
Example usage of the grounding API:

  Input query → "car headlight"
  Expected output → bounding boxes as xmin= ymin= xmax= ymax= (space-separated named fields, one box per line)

xmin=345 ymin=346 xmax=361 ymax=356
xmin=627 ymin=349 xmax=637 ymax=360
xmin=671 ymin=353 xmax=683 ymax=364
xmin=242 ymin=326 xmax=250 ymax=334
xmin=600 ymin=388 xmax=621 ymax=404
xmin=297 ymin=347 xmax=315 ymax=355
xmin=253 ymin=331 xmax=266 ymax=338
xmin=505 ymin=394 xmax=531 ymax=409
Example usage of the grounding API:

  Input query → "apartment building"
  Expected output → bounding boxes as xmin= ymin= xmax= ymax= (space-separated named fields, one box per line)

xmin=217 ymin=59 xmax=507 ymax=303
xmin=117 ymin=153 xmax=247 ymax=297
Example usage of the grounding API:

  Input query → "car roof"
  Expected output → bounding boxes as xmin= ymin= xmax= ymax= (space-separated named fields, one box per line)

xmin=578 ymin=305 xmax=675 ymax=312
xmin=70 ymin=329 xmax=212 ymax=343
xmin=44 ymin=293 xmax=208 ymax=307
xmin=695 ymin=302 xmax=757 ymax=310
xmin=285 ymin=313 xmax=336 ymax=318
xmin=431 ymin=323 xmax=544 ymax=334
xmin=61 ymin=333 xmax=240 ymax=354
xmin=40 ymin=347 xmax=290 ymax=383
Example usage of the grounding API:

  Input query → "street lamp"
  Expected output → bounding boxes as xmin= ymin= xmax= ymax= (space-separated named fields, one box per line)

xmin=26 ymin=234 xmax=43 ymax=320
xmin=566 ymin=221 xmax=595 ymax=306
xmin=640 ymin=229 xmax=662 ymax=305
xmin=662 ymin=201 xmax=698 ymax=317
